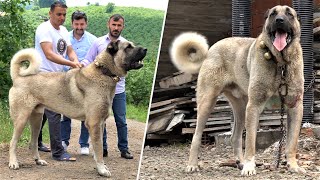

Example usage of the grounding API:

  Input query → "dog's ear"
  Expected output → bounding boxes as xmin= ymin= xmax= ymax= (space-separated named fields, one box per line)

xmin=107 ymin=40 xmax=120 ymax=56
xmin=296 ymin=13 xmax=300 ymax=22
xmin=264 ymin=9 xmax=270 ymax=19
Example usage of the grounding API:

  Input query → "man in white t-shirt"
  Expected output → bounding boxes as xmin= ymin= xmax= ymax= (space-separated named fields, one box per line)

xmin=35 ymin=1 xmax=81 ymax=161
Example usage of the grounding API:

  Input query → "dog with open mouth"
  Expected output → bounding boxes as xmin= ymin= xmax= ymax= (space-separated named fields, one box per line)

xmin=170 ymin=5 xmax=305 ymax=176
xmin=8 ymin=40 xmax=147 ymax=177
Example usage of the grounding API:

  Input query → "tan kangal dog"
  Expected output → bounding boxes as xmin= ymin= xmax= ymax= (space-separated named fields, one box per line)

xmin=8 ymin=40 xmax=147 ymax=177
xmin=170 ymin=5 xmax=305 ymax=176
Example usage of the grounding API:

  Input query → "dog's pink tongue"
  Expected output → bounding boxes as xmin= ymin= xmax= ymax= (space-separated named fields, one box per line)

xmin=273 ymin=31 xmax=287 ymax=51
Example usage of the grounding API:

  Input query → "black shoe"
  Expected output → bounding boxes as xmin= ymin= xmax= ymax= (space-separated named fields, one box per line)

xmin=38 ymin=143 xmax=51 ymax=152
xmin=103 ymin=149 xmax=108 ymax=157
xmin=121 ymin=151 xmax=133 ymax=159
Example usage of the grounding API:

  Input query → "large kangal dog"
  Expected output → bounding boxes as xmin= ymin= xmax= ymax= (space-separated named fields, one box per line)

xmin=170 ymin=5 xmax=305 ymax=176
xmin=8 ymin=40 xmax=147 ymax=177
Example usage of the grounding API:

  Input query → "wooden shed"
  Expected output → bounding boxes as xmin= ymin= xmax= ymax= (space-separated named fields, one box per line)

xmin=147 ymin=0 xmax=320 ymax=142
xmin=155 ymin=0 xmax=232 ymax=82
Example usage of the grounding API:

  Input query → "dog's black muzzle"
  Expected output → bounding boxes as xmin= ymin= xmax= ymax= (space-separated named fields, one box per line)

xmin=269 ymin=16 xmax=293 ymax=47
xmin=127 ymin=47 xmax=147 ymax=71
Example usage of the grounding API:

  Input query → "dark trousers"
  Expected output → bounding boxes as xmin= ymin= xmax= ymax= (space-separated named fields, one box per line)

xmin=38 ymin=114 xmax=47 ymax=147
xmin=44 ymin=109 xmax=65 ymax=158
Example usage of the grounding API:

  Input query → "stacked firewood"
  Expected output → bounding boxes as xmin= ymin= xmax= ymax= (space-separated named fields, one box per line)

xmin=146 ymin=72 xmax=289 ymax=143
xmin=313 ymin=12 xmax=320 ymax=124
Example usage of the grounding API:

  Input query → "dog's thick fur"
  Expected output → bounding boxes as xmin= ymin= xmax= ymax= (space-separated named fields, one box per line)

xmin=8 ymin=40 xmax=147 ymax=177
xmin=170 ymin=5 xmax=305 ymax=176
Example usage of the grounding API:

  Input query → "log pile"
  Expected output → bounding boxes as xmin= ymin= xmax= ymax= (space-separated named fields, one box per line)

xmin=313 ymin=12 xmax=320 ymax=124
xmin=146 ymin=72 xmax=290 ymax=143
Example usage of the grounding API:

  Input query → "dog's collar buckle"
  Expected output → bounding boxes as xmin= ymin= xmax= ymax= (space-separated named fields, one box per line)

xmin=111 ymin=76 xmax=120 ymax=82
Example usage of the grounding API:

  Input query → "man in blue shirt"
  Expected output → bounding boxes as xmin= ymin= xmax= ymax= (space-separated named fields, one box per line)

xmin=82 ymin=14 xmax=133 ymax=159
xmin=60 ymin=10 xmax=99 ymax=155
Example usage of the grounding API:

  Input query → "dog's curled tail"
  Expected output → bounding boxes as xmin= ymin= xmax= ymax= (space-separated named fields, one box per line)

xmin=10 ymin=48 xmax=41 ymax=80
xmin=170 ymin=32 xmax=209 ymax=74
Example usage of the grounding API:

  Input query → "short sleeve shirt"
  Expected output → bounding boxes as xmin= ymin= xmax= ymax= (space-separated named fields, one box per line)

xmin=35 ymin=20 xmax=71 ymax=72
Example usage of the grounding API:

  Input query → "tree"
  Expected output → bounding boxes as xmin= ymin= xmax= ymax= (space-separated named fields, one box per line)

xmin=0 ymin=0 xmax=33 ymax=99
xmin=105 ymin=2 xmax=115 ymax=13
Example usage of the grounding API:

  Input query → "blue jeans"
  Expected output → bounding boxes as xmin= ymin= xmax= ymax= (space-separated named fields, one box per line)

xmin=61 ymin=117 xmax=107 ymax=148
xmin=110 ymin=92 xmax=128 ymax=152
xmin=60 ymin=92 xmax=128 ymax=152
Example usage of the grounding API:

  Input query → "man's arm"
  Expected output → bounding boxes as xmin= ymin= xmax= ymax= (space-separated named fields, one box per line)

xmin=82 ymin=41 xmax=99 ymax=67
xmin=40 ymin=42 xmax=81 ymax=68
xmin=67 ymin=45 xmax=82 ymax=66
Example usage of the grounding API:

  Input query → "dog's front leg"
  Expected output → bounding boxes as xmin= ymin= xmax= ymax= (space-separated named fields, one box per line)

xmin=241 ymin=101 xmax=263 ymax=176
xmin=286 ymin=98 xmax=306 ymax=173
xmin=86 ymin=119 xmax=111 ymax=177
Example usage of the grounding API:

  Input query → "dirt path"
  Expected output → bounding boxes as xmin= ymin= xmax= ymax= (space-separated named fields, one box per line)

xmin=0 ymin=118 xmax=146 ymax=180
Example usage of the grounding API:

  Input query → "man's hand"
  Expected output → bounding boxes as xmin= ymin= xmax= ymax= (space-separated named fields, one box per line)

xmin=70 ymin=61 xmax=83 ymax=68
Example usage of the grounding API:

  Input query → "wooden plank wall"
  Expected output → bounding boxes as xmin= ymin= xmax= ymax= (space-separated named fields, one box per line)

xmin=155 ymin=0 xmax=232 ymax=84
xmin=251 ymin=0 xmax=292 ymax=38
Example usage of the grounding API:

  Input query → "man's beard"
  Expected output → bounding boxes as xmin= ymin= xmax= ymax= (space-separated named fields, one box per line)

xmin=75 ymin=29 xmax=84 ymax=36
xmin=109 ymin=28 xmax=121 ymax=38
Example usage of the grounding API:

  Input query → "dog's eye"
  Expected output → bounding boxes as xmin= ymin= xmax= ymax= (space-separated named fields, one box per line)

xmin=270 ymin=10 xmax=276 ymax=17
xmin=286 ymin=11 xmax=293 ymax=17
xmin=126 ymin=44 xmax=133 ymax=49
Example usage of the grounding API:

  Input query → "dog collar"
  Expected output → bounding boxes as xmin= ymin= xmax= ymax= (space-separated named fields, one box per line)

xmin=259 ymin=41 xmax=285 ymax=65
xmin=260 ymin=41 xmax=273 ymax=60
xmin=94 ymin=61 xmax=120 ymax=82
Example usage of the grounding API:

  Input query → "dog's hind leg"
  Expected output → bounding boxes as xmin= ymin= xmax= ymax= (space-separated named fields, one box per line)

xmin=29 ymin=107 xmax=48 ymax=166
xmin=224 ymin=91 xmax=247 ymax=165
xmin=86 ymin=117 xmax=111 ymax=177
xmin=186 ymin=86 xmax=222 ymax=173
xmin=9 ymin=110 xmax=31 ymax=169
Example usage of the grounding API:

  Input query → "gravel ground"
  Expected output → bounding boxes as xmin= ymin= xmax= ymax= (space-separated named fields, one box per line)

xmin=139 ymin=132 xmax=320 ymax=180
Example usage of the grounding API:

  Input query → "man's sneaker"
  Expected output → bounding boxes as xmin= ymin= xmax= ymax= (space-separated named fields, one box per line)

xmin=62 ymin=141 xmax=68 ymax=151
xmin=80 ymin=147 xmax=89 ymax=155
xmin=121 ymin=150 xmax=133 ymax=159
xmin=103 ymin=149 xmax=108 ymax=157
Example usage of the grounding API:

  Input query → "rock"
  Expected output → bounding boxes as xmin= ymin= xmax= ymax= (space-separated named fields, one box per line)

xmin=312 ymin=127 xmax=320 ymax=140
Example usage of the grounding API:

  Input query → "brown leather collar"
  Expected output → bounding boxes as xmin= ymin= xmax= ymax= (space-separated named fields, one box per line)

xmin=94 ymin=61 xmax=120 ymax=82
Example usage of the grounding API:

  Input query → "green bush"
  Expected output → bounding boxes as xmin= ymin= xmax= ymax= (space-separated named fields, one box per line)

xmin=105 ymin=2 xmax=115 ymax=13
xmin=0 ymin=0 xmax=33 ymax=99
xmin=32 ymin=5 xmax=40 ymax=11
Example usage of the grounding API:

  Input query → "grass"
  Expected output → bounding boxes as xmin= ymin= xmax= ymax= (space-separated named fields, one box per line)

xmin=126 ymin=104 xmax=149 ymax=123
xmin=0 ymin=100 xmax=147 ymax=146
xmin=0 ymin=100 xmax=49 ymax=146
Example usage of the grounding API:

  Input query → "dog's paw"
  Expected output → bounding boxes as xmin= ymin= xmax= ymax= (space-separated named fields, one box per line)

xmin=241 ymin=161 xmax=256 ymax=176
xmin=186 ymin=165 xmax=199 ymax=173
xmin=9 ymin=161 xmax=19 ymax=170
xmin=288 ymin=165 xmax=306 ymax=174
xmin=97 ymin=163 xmax=111 ymax=177
xmin=35 ymin=159 xmax=48 ymax=166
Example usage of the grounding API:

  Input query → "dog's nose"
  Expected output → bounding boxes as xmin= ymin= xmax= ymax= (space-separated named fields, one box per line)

xmin=276 ymin=17 xmax=284 ymax=24
xmin=143 ymin=48 xmax=147 ymax=53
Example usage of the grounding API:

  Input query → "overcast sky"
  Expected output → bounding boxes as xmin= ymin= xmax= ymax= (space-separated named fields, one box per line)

xmin=66 ymin=0 xmax=169 ymax=11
